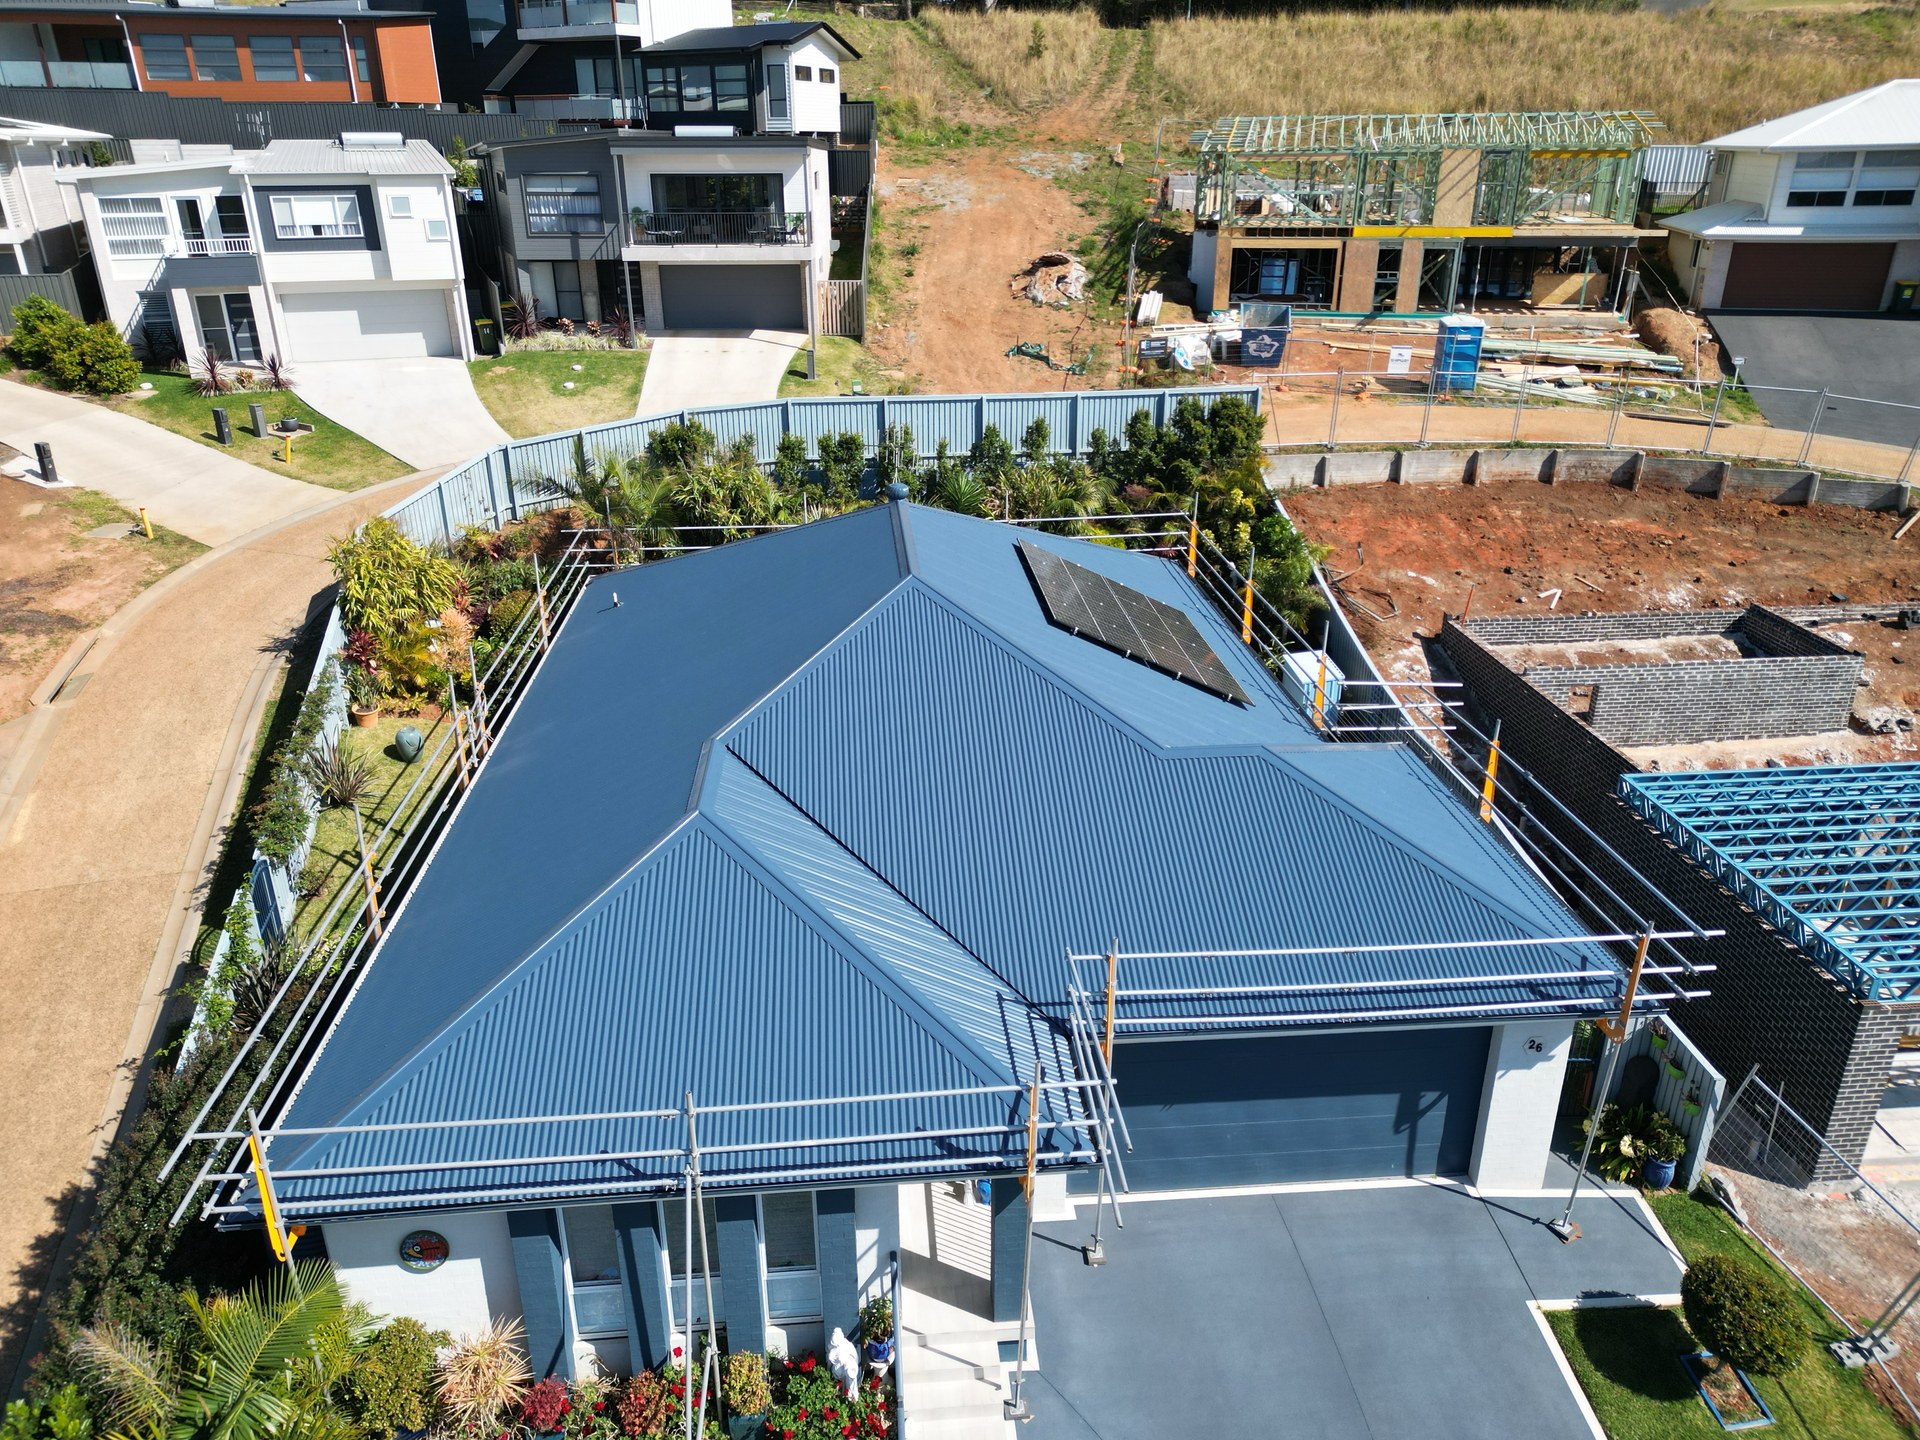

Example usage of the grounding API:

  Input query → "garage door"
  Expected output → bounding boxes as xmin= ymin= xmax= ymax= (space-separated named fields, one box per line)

xmin=1104 ymin=1027 xmax=1491 ymax=1189
xmin=659 ymin=264 xmax=804 ymax=331
xmin=282 ymin=289 xmax=454 ymax=361
xmin=1722 ymin=243 xmax=1894 ymax=312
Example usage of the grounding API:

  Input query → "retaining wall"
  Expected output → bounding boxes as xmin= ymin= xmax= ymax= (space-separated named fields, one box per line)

xmin=1522 ymin=654 xmax=1861 ymax=746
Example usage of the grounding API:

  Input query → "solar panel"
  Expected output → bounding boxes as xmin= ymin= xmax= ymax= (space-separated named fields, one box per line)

xmin=1017 ymin=539 xmax=1250 ymax=705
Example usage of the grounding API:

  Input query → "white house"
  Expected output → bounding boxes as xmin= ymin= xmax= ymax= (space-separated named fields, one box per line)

xmin=1 ymin=115 xmax=110 ymax=277
xmin=62 ymin=132 xmax=475 ymax=366
xmin=1666 ymin=78 xmax=1920 ymax=312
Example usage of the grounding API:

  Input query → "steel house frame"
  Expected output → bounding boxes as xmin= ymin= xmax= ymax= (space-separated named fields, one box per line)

xmin=1191 ymin=109 xmax=1663 ymax=229
xmin=1622 ymin=765 xmax=1920 ymax=1001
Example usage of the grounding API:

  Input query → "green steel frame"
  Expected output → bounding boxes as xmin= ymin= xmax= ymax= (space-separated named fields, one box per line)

xmin=1191 ymin=109 xmax=1661 ymax=230
xmin=1621 ymin=765 xmax=1920 ymax=1001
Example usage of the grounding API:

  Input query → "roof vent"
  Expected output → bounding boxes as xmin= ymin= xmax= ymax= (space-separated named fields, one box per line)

xmin=340 ymin=131 xmax=406 ymax=150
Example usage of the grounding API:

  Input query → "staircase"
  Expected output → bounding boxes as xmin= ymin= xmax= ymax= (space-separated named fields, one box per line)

xmin=896 ymin=1182 xmax=1024 ymax=1440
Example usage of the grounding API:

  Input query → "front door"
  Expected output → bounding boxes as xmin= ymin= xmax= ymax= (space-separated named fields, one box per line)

xmin=195 ymin=292 xmax=262 ymax=364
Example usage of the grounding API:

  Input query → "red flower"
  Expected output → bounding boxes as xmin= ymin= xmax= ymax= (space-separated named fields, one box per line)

xmin=784 ymin=1360 xmax=794 ymax=1370
xmin=842 ymin=1428 xmax=854 ymax=1437
xmin=825 ymin=1409 xmax=837 ymax=1420
xmin=594 ymin=1403 xmax=604 ymax=1413
xmin=800 ymin=1357 xmax=816 ymax=1372
xmin=673 ymin=1347 xmax=684 ymax=1359
xmin=798 ymin=1410 xmax=808 ymax=1422
xmin=783 ymin=1432 xmax=794 ymax=1439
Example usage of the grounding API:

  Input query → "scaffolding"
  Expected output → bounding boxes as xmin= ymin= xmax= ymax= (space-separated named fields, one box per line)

xmin=1623 ymin=765 xmax=1920 ymax=1001
xmin=1191 ymin=109 xmax=1662 ymax=230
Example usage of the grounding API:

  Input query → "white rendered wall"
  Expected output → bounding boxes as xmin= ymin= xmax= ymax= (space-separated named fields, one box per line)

xmin=325 ymin=1211 xmax=524 ymax=1338
xmin=784 ymin=38 xmax=842 ymax=135
xmin=1885 ymin=239 xmax=1920 ymax=308
xmin=1698 ymin=239 xmax=1733 ymax=309
xmin=373 ymin=180 xmax=463 ymax=283
xmin=854 ymin=1183 xmax=900 ymax=1309
xmin=1468 ymin=1018 xmax=1575 ymax=1191
xmin=1724 ymin=152 xmax=1777 ymax=211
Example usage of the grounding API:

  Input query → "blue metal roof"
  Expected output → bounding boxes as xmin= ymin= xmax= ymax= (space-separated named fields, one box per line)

xmin=1621 ymin=764 xmax=1920 ymax=1001
xmin=268 ymin=504 xmax=1626 ymax=1218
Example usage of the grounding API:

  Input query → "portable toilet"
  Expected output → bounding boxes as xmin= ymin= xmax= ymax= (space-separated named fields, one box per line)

xmin=1433 ymin=314 xmax=1487 ymax=391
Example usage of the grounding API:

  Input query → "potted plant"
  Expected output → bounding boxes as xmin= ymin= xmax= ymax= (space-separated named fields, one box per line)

xmin=1649 ymin=1018 xmax=1670 ymax=1050
xmin=721 ymin=1352 xmax=771 ymax=1440
xmin=1641 ymin=1109 xmax=1687 ymax=1192
xmin=1666 ymin=1057 xmax=1687 ymax=1081
xmin=346 ymin=661 xmax=381 ymax=727
xmin=859 ymin=1294 xmax=896 ymax=1376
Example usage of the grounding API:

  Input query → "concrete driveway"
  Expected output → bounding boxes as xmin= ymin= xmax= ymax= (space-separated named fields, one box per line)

xmin=1023 ymin=1183 xmax=1683 ymax=1439
xmin=294 ymin=357 xmax=510 ymax=470
xmin=1 ymin=380 xmax=339 ymax=547
xmin=1706 ymin=314 xmax=1920 ymax=450
xmin=636 ymin=330 xmax=806 ymax=414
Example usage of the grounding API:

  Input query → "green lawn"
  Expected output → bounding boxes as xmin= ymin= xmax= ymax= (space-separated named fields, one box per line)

xmin=777 ymin=336 xmax=896 ymax=398
xmin=469 ymin=348 xmax=649 ymax=437
xmin=100 ymin=368 xmax=408 ymax=491
xmin=1544 ymin=1189 xmax=1907 ymax=1439
xmin=58 ymin=487 xmax=205 ymax=573
xmin=295 ymin=712 xmax=458 ymax=942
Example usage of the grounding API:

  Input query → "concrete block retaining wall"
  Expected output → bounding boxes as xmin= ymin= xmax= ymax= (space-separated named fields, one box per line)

xmin=1522 ymin=653 xmax=1862 ymax=746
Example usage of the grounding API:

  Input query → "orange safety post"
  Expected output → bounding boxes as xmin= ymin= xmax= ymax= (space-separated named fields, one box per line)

xmin=1478 ymin=718 xmax=1502 ymax=823
xmin=1102 ymin=943 xmax=1118 ymax=1065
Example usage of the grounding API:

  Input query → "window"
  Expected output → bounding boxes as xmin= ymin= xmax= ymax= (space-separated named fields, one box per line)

xmin=215 ymin=195 xmax=249 ymax=236
xmin=645 ymin=65 xmax=678 ymax=108
xmin=139 ymin=34 xmax=192 ymax=81
xmin=1855 ymin=190 xmax=1917 ymax=207
xmin=662 ymin=1197 xmax=722 ymax=1278
xmin=766 ymin=62 xmax=787 ymax=122
xmin=389 ymin=194 xmax=412 ymax=217
xmin=175 ymin=198 xmax=205 ymax=242
xmin=195 ymin=292 xmax=260 ymax=364
xmin=793 ymin=64 xmax=811 ymax=81
xmin=82 ymin=36 xmax=127 ymax=64
xmin=1857 ymin=150 xmax=1920 ymax=207
xmin=818 ymin=67 xmax=834 ymax=84
xmin=270 ymin=193 xmax=363 ymax=238
xmin=1787 ymin=190 xmax=1848 ymax=208
xmin=762 ymin=1193 xmax=816 ymax=1271
xmin=579 ymin=55 xmax=640 ymax=98
xmin=99 ymin=196 xmax=168 ymax=257
xmin=678 ymin=64 xmax=712 ymax=110
xmin=562 ymin=1207 xmax=628 ymax=1344
xmin=250 ymin=35 xmax=298 ymax=82
xmin=651 ymin=173 xmax=777 ymax=212
xmin=191 ymin=34 xmax=241 ymax=81
xmin=527 ymin=259 xmax=584 ymax=321
xmin=1788 ymin=149 xmax=1853 ymax=208
xmin=300 ymin=35 xmax=347 ymax=82
xmin=714 ymin=62 xmax=748 ymax=111
xmin=524 ymin=174 xmax=602 ymax=233
xmin=425 ymin=217 xmax=449 ymax=240
xmin=351 ymin=34 xmax=370 ymax=82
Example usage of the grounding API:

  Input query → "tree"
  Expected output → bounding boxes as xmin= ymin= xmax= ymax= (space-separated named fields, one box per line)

xmin=817 ymin=432 xmax=866 ymax=502
xmin=1681 ymin=1255 xmax=1810 ymax=1376
xmin=326 ymin=518 xmax=464 ymax=644
xmin=7 ymin=294 xmax=84 ymax=372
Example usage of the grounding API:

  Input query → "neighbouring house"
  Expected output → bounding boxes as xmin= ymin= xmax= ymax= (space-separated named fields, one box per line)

xmin=1436 ymin=604 xmax=1917 ymax=1181
xmin=0 ymin=113 xmax=105 ymax=276
xmin=0 ymin=0 xmax=440 ymax=103
xmin=62 ymin=131 xmax=474 ymax=365
xmin=473 ymin=123 xmax=832 ymax=334
xmin=1665 ymin=79 xmax=1920 ymax=313
xmin=210 ymin=502 xmax=1698 ymax=1386
xmin=475 ymin=15 xmax=854 ymax=129
xmin=1187 ymin=109 xmax=1668 ymax=319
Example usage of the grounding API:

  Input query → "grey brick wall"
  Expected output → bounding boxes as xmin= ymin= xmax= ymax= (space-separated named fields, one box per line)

xmin=1520 ymin=654 xmax=1861 ymax=745
xmin=1464 ymin=612 xmax=1737 ymax=644
xmin=1436 ymin=618 xmax=1897 ymax=1181
xmin=1743 ymin=605 xmax=1855 ymax=659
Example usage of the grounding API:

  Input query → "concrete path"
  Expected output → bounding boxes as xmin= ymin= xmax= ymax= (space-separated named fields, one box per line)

xmin=295 ymin=358 xmax=510 ymax=470
xmin=0 ymin=470 xmax=433 ymax=1393
xmin=0 ymin=380 xmax=339 ymax=547
xmin=1024 ymin=1184 xmax=1681 ymax=1440
xmin=637 ymin=330 xmax=806 ymax=414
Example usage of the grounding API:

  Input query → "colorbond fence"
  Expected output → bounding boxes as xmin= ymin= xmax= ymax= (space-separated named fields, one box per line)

xmin=386 ymin=385 xmax=1263 ymax=546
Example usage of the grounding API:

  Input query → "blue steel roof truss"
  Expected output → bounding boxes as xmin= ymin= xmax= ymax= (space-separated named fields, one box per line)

xmin=1620 ymin=765 xmax=1920 ymax=1000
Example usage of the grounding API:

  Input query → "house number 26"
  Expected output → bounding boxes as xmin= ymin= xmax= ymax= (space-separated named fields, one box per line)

xmin=1524 ymin=1037 xmax=1545 ymax=1053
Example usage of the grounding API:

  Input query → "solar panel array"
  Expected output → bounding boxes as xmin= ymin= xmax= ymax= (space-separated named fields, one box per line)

xmin=1018 ymin=539 xmax=1250 ymax=705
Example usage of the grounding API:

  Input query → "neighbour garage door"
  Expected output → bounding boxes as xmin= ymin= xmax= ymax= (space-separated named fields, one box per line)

xmin=282 ymin=289 xmax=454 ymax=361
xmin=1106 ymin=1027 xmax=1491 ymax=1189
xmin=659 ymin=264 xmax=804 ymax=331
xmin=1722 ymin=243 xmax=1894 ymax=312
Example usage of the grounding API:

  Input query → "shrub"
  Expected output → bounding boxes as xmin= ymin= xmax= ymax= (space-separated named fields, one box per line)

xmin=191 ymin=351 xmax=232 ymax=397
xmin=615 ymin=1370 xmax=673 ymax=1439
xmin=328 ymin=517 xmax=464 ymax=644
xmin=248 ymin=767 xmax=311 ymax=869
xmin=1681 ymin=1254 xmax=1810 ymax=1376
xmin=347 ymin=1317 xmax=450 ymax=1439
xmin=721 ymin=1352 xmax=770 ymax=1417
xmin=521 ymin=1375 xmax=571 ymax=1432
xmin=7 ymin=294 xmax=82 ymax=371
xmin=436 ymin=1318 xmax=531 ymax=1426
xmin=43 ymin=318 xmax=141 ymax=394
xmin=490 ymin=589 xmax=536 ymax=642
xmin=2 ymin=1385 xmax=92 ymax=1440
xmin=1587 ymin=1104 xmax=1686 ymax=1183
xmin=301 ymin=733 xmax=374 ymax=810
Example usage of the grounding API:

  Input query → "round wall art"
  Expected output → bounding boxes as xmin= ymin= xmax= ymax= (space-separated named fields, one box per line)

xmin=399 ymin=1230 xmax=450 ymax=1272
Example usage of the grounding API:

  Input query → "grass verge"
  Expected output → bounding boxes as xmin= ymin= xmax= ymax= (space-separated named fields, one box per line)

xmin=1544 ymin=1187 xmax=1906 ymax=1438
xmin=469 ymin=348 xmax=650 ymax=437
xmin=99 ymin=368 xmax=406 ymax=491
xmin=56 ymin=487 xmax=206 ymax=574
xmin=778 ymin=336 xmax=896 ymax=398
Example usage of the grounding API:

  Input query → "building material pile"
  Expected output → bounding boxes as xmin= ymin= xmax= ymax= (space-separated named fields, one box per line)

xmin=1013 ymin=252 xmax=1089 ymax=306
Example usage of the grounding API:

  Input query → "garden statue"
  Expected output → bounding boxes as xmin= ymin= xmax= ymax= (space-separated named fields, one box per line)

xmin=394 ymin=725 xmax=424 ymax=762
xmin=827 ymin=1328 xmax=861 ymax=1399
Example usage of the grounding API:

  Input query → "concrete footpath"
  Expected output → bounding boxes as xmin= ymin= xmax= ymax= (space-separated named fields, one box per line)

xmin=0 ymin=469 xmax=433 ymax=1391
xmin=0 ymin=381 xmax=338 ymax=547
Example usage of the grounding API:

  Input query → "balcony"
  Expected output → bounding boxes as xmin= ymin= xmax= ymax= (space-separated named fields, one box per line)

xmin=0 ymin=59 xmax=135 ymax=89
xmin=629 ymin=210 xmax=811 ymax=247
xmin=184 ymin=236 xmax=255 ymax=256
xmin=506 ymin=94 xmax=643 ymax=121
xmin=517 ymin=0 xmax=640 ymax=29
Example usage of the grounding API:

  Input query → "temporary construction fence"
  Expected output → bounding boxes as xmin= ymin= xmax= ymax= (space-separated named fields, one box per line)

xmin=1243 ymin=367 xmax=1920 ymax=492
xmin=1707 ymin=1068 xmax=1920 ymax=1423
xmin=383 ymin=385 xmax=1262 ymax=548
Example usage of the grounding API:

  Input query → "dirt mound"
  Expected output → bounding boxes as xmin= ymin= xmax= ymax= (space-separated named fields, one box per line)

xmin=1012 ymin=251 xmax=1088 ymax=306
xmin=1635 ymin=307 xmax=1724 ymax=382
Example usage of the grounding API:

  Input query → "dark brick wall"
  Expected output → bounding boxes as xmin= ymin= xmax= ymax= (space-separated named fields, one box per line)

xmin=1743 ymin=604 xmax=1855 ymax=659
xmin=1465 ymin=612 xmax=1735 ymax=643
xmin=1520 ymin=654 xmax=1861 ymax=745
xmin=1436 ymin=618 xmax=1896 ymax=1181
